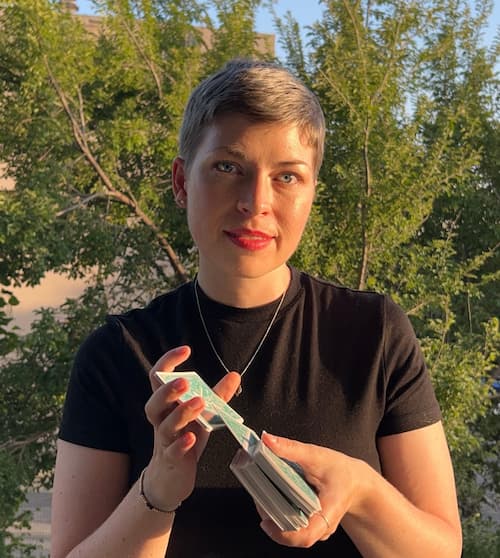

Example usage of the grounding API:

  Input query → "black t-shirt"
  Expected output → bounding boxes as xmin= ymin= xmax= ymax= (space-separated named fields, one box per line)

xmin=59 ymin=267 xmax=442 ymax=557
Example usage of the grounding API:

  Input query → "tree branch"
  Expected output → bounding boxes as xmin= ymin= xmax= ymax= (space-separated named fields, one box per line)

xmin=407 ymin=300 xmax=430 ymax=316
xmin=0 ymin=430 xmax=49 ymax=453
xmin=55 ymin=192 xmax=106 ymax=216
xmin=77 ymin=86 xmax=87 ymax=134
xmin=120 ymin=17 xmax=163 ymax=99
xmin=343 ymin=0 xmax=364 ymax=61
xmin=318 ymin=68 xmax=358 ymax=116
xmin=43 ymin=55 xmax=189 ymax=283
xmin=370 ymin=15 xmax=404 ymax=107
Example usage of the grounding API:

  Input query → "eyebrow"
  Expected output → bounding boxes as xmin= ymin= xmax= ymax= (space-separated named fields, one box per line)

xmin=208 ymin=145 xmax=247 ymax=159
xmin=276 ymin=160 xmax=311 ymax=167
xmin=210 ymin=146 xmax=311 ymax=168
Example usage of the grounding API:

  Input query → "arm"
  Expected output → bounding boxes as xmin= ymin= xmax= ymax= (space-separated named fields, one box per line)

xmin=260 ymin=422 xmax=462 ymax=557
xmin=342 ymin=422 xmax=462 ymax=557
xmin=51 ymin=346 xmax=241 ymax=558
xmin=51 ymin=441 xmax=175 ymax=558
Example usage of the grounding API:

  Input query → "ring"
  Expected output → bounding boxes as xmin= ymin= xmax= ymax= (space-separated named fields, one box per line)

xmin=318 ymin=511 xmax=330 ymax=530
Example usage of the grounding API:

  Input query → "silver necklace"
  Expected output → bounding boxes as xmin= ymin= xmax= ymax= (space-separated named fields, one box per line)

xmin=193 ymin=278 xmax=287 ymax=396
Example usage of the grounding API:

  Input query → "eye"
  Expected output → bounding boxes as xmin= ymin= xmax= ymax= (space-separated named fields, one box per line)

xmin=277 ymin=172 xmax=299 ymax=185
xmin=215 ymin=161 xmax=237 ymax=173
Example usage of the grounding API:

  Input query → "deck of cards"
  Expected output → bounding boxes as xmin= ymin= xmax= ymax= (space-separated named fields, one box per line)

xmin=156 ymin=371 xmax=321 ymax=531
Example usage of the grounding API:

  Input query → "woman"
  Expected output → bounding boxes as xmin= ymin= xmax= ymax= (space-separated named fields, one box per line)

xmin=51 ymin=59 xmax=462 ymax=557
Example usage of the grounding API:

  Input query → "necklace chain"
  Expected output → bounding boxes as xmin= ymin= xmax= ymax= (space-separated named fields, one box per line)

xmin=193 ymin=278 xmax=287 ymax=395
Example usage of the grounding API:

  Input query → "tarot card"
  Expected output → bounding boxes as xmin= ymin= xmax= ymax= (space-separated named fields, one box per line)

xmin=252 ymin=439 xmax=321 ymax=514
xmin=156 ymin=370 xmax=321 ymax=531
xmin=230 ymin=448 xmax=309 ymax=531
xmin=155 ymin=371 xmax=244 ymax=432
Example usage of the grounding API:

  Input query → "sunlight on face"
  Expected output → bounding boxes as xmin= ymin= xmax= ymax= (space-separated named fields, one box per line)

xmin=179 ymin=114 xmax=317 ymax=285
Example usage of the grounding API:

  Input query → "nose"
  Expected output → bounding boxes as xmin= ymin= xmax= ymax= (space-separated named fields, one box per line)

xmin=236 ymin=172 xmax=272 ymax=216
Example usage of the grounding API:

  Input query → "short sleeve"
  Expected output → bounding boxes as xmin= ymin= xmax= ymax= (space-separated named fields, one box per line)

xmin=377 ymin=297 xmax=442 ymax=437
xmin=58 ymin=321 xmax=131 ymax=452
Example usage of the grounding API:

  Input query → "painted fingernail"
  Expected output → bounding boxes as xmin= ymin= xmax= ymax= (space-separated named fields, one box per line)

xmin=171 ymin=378 xmax=185 ymax=390
xmin=180 ymin=431 xmax=195 ymax=448
xmin=187 ymin=397 xmax=203 ymax=409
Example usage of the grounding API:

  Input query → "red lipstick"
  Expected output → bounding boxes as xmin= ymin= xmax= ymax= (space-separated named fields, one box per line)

xmin=224 ymin=228 xmax=274 ymax=251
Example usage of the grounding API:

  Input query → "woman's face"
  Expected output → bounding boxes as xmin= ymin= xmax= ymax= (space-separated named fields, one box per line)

xmin=173 ymin=114 xmax=317 ymax=285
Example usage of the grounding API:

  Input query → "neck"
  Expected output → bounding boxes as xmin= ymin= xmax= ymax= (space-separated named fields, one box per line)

xmin=196 ymin=265 xmax=291 ymax=308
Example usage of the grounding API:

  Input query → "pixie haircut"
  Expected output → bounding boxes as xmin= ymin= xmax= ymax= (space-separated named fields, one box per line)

xmin=178 ymin=59 xmax=325 ymax=175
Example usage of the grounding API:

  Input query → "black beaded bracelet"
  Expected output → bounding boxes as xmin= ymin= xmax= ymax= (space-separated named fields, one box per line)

xmin=139 ymin=468 xmax=180 ymax=514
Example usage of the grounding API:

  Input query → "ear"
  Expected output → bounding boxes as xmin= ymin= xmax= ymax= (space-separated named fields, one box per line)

xmin=172 ymin=157 xmax=188 ymax=208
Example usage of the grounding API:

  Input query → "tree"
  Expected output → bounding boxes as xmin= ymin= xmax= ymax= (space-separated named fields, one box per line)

xmin=0 ymin=0 xmax=269 ymax=553
xmin=279 ymin=0 xmax=499 ymax=553
xmin=0 ymin=0 xmax=498 ymax=555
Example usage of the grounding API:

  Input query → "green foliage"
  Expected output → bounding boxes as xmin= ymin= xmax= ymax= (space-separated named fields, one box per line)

xmin=0 ymin=0 xmax=268 ymax=553
xmin=0 ymin=0 xmax=498 ymax=555
xmin=0 ymin=286 xmax=109 ymax=555
xmin=0 ymin=452 xmax=36 ymax=557
xmin=0 ymin=289 xmax=19 ymax=358
xmin=279 ymin=0 xmax=499 ymax=552
xmin=462 ymin=516 xmax=500 ymax=558
xmin=204 ymin=0 xmax=269 ymax=72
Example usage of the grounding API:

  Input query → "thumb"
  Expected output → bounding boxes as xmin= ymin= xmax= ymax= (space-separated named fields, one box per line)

xmin=262 ymin=433 xmax=325 ymax=488
xmin=212 ymin=371 xmax=241 ymax=402
xmin=149 ymin=345 xmax=191 ymax=389
xmin=261 ymin=432 xmax=315 ymax=468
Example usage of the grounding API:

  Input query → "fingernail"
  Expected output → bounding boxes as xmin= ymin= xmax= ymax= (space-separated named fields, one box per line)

xmin=263 ymin=430 xmax=278 ymax=444
xmin=171 ymin=378 xmax=185 ymax=390
xmin=187 ymin=397 xmax=203 ymax=409
xmin=179 ymin=431 xmax=195 ymax=448
xmin=260 ymin=520 xmax=272 ymax=535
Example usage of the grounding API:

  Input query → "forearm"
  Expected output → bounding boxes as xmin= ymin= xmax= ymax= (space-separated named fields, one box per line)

xmin=64 ymin=478 xmax=175 ymax=558
xmin=342 ymin=460 xmax=462 ymax=558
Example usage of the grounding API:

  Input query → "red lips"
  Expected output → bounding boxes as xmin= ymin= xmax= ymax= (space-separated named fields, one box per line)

xmin=224 ymin=228 xmax=274 ymax=251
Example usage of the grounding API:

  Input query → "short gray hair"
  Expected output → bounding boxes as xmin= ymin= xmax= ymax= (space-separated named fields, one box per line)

xmin=179 ymin=59 xmax=325 ymax=175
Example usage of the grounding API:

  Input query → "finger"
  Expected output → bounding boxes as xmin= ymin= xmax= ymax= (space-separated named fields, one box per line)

xmin=260 ymin=519 xmax=292 ymax=544
xmin=145 ymin=377 xmax=189 ymax=426
xmin=156 ymin=396 xmax=205 ymax=444
xmin=261 ymin=432 xmax=316 ymax=467
xmin=260 ymin=515 xmax=328 ymax=548
xmin=212 ymin=371 xmax=241 ymax=402
xmin=149 ymin=346 xmax=191 ymax=389
xmin=164 ymin=430 xmax=198 ymax=460
xmin=261 ymin=432 xmax=328 ymax=494
xmin=313 ymin=511 xmax=335 ymax=541
xmin=259 ymin=518 xmax=310 ymax=547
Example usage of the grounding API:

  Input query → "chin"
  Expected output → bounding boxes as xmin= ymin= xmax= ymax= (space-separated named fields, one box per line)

xmin=232 ymin=259 xmax=289 ymax=280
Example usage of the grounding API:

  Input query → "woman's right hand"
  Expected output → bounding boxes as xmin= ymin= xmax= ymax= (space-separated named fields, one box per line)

xmin=143 ymin=345 xmax=241 ymax=512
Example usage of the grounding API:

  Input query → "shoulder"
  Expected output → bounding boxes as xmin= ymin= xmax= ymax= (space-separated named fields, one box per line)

xmin=108 ymin=280 xmax=193 ymax=332
xmin=294 ymin=270 xmax=414 ymax=343
xmin=75 ymin=281 xmax=194 ymax=371
xmin=296 ymin=269 xmax=387 ymax=315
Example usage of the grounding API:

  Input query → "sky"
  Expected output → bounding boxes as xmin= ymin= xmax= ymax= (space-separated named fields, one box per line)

xmin=76 ymin=0 xmax=324 ymax=36
xmin=9 ymin=0 xmax=500 ymax=330
xmin=76 ymin=0 xmax=500 ymax=57
xmin=76 ymin=0 xmax=324 ymax=59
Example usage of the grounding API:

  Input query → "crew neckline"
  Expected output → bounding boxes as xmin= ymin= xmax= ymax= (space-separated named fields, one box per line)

xmin=192 ymin=266 xmax=302 ymax=322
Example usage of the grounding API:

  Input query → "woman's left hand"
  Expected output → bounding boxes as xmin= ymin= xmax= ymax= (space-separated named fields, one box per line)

xmin=258 ymin=432 xmax=366 ymax=548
